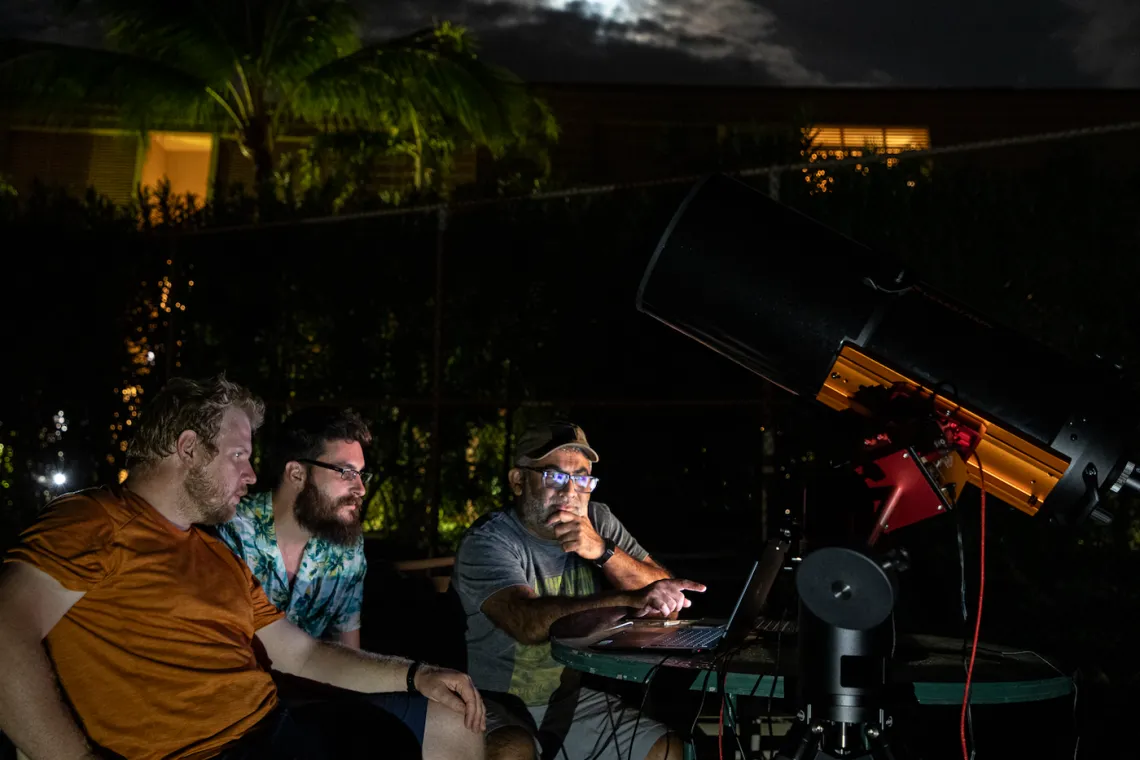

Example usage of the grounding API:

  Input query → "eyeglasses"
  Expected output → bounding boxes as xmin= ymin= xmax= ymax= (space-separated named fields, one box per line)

xmin=520 ymin=466 xmax=599 ymax=493
xmin=298 ymin=459 xmax=374 ymax=485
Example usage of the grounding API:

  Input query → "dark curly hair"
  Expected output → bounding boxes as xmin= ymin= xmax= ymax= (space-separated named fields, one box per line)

xmin=266 ymin=407 xmax=373 ymax=488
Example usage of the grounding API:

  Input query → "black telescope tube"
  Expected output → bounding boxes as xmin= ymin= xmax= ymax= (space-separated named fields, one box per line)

xmin=636 ymin=174 xmax=1138 ymax=526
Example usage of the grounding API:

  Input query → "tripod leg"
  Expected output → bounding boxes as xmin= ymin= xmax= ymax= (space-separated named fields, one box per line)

xmin=866 ymin=726 xmax=904 ymax=760
xmin=773 ymin=721 xmax=822 ymax=760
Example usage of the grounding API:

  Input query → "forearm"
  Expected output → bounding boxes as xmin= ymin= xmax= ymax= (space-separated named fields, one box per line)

xmin=510 ymin=589 xmax=638 ymax=644
xmin=0 ymin=632 xmax=94 ymax=760
xmin=601 ymin=551 xmax=671 ymax=590
xmin=297 ymin=641 xmax=414 ymax=693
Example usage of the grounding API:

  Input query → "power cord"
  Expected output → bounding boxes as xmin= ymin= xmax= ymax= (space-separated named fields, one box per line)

xmin=959 ymin=454 xmax=987 ymax=760
xmin=954 ymin=491 xmax=978 ymax=758
xmin=716 ymin=644 xmax=749 ymax=760
xmin=625 ymin=654 xmax=671 ymax=760
xmin=690 ymin=668 xmax=715 ymax=755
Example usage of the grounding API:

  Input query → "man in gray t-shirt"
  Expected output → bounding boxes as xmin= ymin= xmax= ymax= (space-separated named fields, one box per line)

xmin=453 ymin=422 xmax=705 ymax=760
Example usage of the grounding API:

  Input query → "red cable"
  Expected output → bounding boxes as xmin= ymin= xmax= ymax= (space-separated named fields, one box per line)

xmin=718 ymin=699 xmax=725 ymax=760
xmin=960 ymin=457 xmax=986 ymax=760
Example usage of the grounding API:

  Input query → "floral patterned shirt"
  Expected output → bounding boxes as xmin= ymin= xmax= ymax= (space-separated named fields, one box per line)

xmin=217 ymin=491 xmax=366 ymax=639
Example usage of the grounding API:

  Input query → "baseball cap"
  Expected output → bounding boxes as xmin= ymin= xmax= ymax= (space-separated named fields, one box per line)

xmin=513 ymin=421 xmax=599 ymax=465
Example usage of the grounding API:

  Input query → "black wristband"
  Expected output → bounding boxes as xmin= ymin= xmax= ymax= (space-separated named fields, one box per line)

xmin=406 ymin=661 xmax=421 ymax=694
xmin=593 ymin=537 xmax=617 ymax=568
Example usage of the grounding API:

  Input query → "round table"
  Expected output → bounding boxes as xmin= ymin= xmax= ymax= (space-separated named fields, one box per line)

xmin=549 ymin=607 xmax=1072 ymax=705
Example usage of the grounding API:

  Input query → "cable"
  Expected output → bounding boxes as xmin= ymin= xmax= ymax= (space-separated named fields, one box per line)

xmin=954 ymin=491 xmax=977 ymax=756
xmin=960 ymin=454 xmax=987 ymax=760
xmin=690 ymin=667 xmax=715 ymax=756
xmin=716 ymin=647 xmax=748 ymax=760
xmin=625 ymin=655 xmax=670 ymax=760
xmin=758 ymin=618 xmax=786 ymax=759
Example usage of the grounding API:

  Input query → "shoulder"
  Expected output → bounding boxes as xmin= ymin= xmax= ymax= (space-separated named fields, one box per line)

xmin=42 ymin=486 xmax=137 ymax=533
xmin=588 ymin=501 xmax=622 ymax=527
xmin=236 ymin=492 xmax=274 ymax=525
xmin=456 ymin=510 xmax=524 ymax=561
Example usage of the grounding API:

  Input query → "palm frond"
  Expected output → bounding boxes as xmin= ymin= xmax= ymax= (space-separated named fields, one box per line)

xmin=258 ymin=0 xmax=360 ymax=83
xmin=0 ymin=38 xmax=225 ymax=131
xmin=292 ymin=24 xmax=556 ymax=150
xmin=92 ymin=0 xmax=249 ymax=86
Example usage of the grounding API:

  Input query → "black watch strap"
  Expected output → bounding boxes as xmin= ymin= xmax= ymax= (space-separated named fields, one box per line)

xmin=593 ymin=538 xmax=617 ymax=568
xmin=407 ymin=661 xmax=421 ymax=694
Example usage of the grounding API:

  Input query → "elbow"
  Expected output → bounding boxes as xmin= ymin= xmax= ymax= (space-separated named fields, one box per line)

xmin=517 ymin=627 xmax=551 ymax=646
xmin=495 ymin=619 xmax=550 ymax=646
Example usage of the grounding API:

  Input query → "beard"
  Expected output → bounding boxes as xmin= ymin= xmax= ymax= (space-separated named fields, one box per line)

xmin=294 ymin=479 xmax=363 ymax=546
xmin=184 ymin=462 xmax=235 ymax=525
xmin=517 ymin=482 xmax=578 ymax=540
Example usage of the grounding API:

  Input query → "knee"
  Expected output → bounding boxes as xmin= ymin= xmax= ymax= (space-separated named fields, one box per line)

xmin=486 ymin=726 xmax=537 ymax=760
xmin=423 ymin=700 xmax=486 ymax=760
xmin=645 ymin=732 xmax=685 ymax=760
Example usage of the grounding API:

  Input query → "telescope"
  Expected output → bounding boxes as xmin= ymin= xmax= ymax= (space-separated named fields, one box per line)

xmin=636 ymin=173 xmax=1140 ymax=538
xmin=636 ymin=174 xmax=1138 ymax=758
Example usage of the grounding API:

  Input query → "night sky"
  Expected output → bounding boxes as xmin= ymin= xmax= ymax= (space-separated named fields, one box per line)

xmin=4 ymin=0 xmax=1139 ymax=87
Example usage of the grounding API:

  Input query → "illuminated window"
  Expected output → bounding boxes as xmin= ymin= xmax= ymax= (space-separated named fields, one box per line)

xmin=139 ymin=132 xmax=214 ymax=203
xmin=804 ymin=125 xmax=930 ymax=153
xmin=799 ymin=126 xmax=930 ymax=194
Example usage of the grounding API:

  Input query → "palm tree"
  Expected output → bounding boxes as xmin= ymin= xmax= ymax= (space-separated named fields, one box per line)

xmin=0 ymin=1 xmax=558 ymax=192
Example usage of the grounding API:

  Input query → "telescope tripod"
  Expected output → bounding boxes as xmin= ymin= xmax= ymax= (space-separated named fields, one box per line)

xmin=775 ymin=708 xmax=907 ymax=760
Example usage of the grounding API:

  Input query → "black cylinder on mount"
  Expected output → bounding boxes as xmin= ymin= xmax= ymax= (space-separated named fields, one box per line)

xmin=635 ymin=173 xmax=1139 ymax=526
xmin=795 ymin=547 xmax=895 ymax=726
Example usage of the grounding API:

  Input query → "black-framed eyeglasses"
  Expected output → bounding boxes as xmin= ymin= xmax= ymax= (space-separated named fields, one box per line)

xmin=520 ymin=466 xmax=599 ymax=493
xmin=298 ymin=459 xmax=373 ymax=485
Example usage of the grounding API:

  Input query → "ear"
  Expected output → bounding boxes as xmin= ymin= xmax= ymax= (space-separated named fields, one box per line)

xmin=508 ymin=468 xmax=525 ymax=497
xmin=284 ymin=460 xmax=307 ymax=488
xmin=174 ymin=430 xmax=199 ymax=466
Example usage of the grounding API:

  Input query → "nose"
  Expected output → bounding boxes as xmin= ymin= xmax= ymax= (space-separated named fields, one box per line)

xmin=242 ymin=461 xmax=257 ymax=486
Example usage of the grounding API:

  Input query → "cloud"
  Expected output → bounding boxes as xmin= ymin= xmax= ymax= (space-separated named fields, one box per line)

xmin=3 ymin=0 xmax=102 ymax=46
xmin=754 ymin=0 xmax=1104 ymax=87
xmin=1061 ymin=0 xmax=1140 ymax=86
xmin=365 ymin=0 xmax=826 ymax=85
xmin=365 ymin=0 xmax=1132 ymax=88
xmin=7 ymin=0 xmax=1132 ymax=87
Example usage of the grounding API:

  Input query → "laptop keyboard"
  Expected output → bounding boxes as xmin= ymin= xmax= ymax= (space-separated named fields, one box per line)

xmin=755 ymin=618 xmax=797 ymax=634
xmin=647 ymin=627 xmax=726 ymax=649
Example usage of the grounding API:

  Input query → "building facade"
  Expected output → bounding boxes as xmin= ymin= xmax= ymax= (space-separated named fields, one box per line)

xmin=2 ymin=86 xmax=1138 ymax=205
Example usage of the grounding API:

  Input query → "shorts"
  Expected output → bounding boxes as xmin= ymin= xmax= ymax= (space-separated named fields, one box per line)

xmin=272 ymin=670 xmax=429 ymax=744
xmin=214 ymin=697 xmax=422 ymax=759
xmin=485 ymin=686 xmax=670 ymax=760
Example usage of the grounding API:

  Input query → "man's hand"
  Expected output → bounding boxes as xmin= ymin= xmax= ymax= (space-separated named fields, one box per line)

xmin=633 ymin=578 xmax=707 ymax=618
xmin=546 ymin=510 xmax=605 ymax=560
xmin=413 ymin=664 xmax=486 ymax=732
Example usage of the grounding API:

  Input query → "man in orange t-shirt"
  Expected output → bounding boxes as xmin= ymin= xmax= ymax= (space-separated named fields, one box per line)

xmin=0 ymin=375 xmax=485 ymax=760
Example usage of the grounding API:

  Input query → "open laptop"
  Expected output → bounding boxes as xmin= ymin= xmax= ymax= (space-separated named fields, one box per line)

xmin=590 ymin=539 xmax=791 ymax=654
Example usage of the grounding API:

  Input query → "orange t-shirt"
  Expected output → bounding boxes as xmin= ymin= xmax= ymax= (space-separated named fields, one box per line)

xmin=4 ymin=486 xmax=285 ymax=759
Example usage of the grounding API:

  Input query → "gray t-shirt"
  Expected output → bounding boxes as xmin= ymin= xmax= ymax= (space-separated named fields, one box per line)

xmin=453 ymin=502 xmax=648 ymax=707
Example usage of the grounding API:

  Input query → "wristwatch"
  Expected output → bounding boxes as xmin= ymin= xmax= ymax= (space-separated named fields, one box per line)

xmin=406 ymin=661 xmax=421 ymax=694
xmin=593 ymin=538 xmax=617 ymax=568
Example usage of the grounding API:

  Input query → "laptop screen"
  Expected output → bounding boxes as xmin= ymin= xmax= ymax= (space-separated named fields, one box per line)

xmin=720 ymin=539 xmax=789 ymax=647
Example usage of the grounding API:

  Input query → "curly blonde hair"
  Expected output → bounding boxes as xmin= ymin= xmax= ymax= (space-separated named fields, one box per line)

xmin=127 ymin=374 xmax=265 ymax=473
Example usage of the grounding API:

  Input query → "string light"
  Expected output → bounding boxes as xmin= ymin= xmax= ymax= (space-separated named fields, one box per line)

xmin=110 ymin=256 xmax=189 ymax=469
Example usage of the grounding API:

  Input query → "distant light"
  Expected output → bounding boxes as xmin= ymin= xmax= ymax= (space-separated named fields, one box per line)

xmin=51 ymin=472 xmax=67 ymax=486
xmin=147 ymin=351 xmax=156 ymax=363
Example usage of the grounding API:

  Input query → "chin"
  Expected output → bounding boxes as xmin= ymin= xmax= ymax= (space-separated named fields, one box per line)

xmin=204 ymin=504 xmax=237 ymax=526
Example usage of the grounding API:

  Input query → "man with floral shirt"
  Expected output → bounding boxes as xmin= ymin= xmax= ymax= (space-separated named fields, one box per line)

xmin=218 ymin=406 xmax=370 ymax=647
xmin=216 ymin=407 xmax=481 ymax=758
